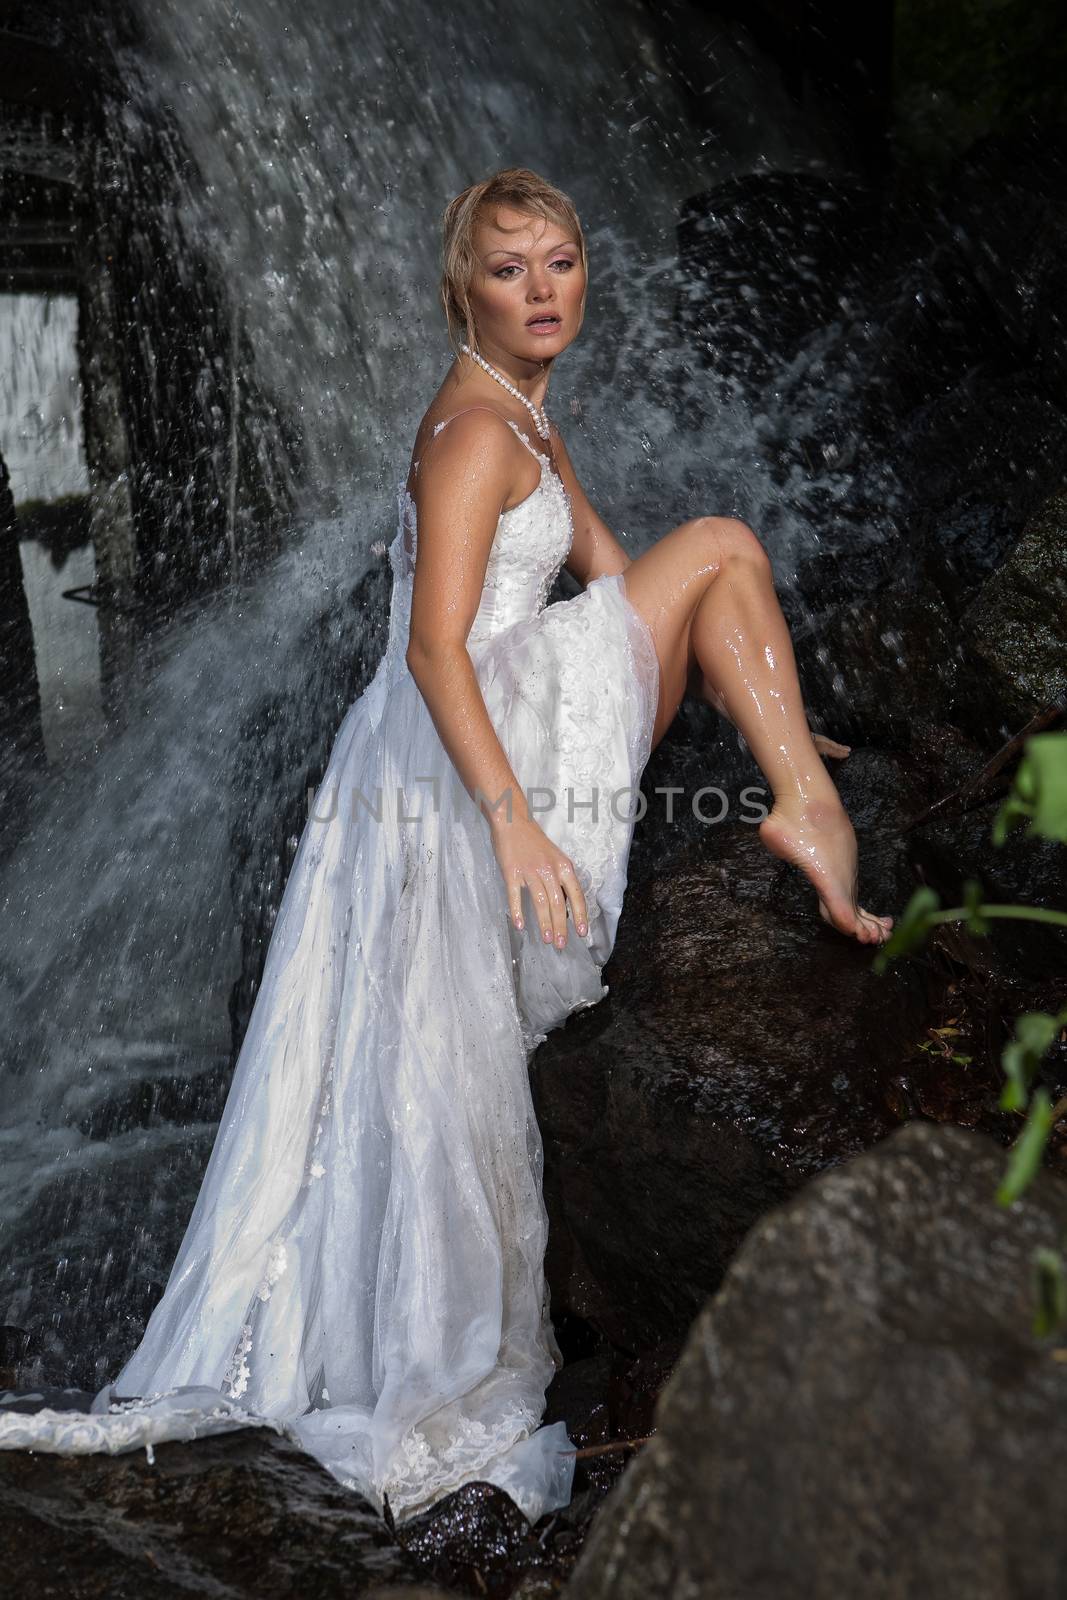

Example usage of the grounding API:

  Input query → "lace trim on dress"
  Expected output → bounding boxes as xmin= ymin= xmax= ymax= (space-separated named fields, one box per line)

xmin=0 ymin=1389 xmax=288 ymax=1460
xmin=217 ymin=1045 xmax=337 ymax=1403
xmin=530 ymin=574 xmax=658 ymax=923
xmin=375 ymin=1396 xmax=543 ymax=1521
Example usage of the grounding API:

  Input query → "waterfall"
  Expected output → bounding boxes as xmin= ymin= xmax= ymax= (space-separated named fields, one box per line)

xmin=0 ymin=0 xmax=901 ymax=1387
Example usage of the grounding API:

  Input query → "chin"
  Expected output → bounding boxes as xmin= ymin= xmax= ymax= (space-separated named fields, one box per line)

xmin=521 ymin=330 xmax=568 ymax=353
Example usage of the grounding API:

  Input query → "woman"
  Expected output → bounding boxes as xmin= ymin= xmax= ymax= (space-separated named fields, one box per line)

xmin=412 ymin=172 xmax=892 ymax=952
xmin=0 ymin=168 xmax=891 ymax=1526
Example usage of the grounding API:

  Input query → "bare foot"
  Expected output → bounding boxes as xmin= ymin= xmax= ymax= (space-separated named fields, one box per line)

xmin=758 ymin=793 xmax=894 ymax=945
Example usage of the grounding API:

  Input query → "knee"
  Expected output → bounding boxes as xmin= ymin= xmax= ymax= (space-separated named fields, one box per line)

xmin=688 ymin=515 xmax=772 ymax=575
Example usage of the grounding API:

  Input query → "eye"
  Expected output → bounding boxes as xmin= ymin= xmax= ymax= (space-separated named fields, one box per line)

xmin=493 ymin=258 xmax=576 ymax=280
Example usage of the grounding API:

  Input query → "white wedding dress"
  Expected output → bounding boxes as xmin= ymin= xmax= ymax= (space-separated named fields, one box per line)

xmin=0 ymin=410 xmax=660 ymax=1525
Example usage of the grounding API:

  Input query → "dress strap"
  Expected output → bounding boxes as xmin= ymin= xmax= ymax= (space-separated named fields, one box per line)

xmin=414 ymin=405 xmax=548 ymax=472
xmin=500 ymin=418 xmax=548 ymax=464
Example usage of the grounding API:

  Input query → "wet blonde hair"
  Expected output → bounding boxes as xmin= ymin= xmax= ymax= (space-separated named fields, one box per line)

xmin=440 ymin=167 xmax=588 ymax=360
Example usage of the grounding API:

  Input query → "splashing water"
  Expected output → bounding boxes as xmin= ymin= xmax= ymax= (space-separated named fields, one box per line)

xmin=0 ymin=0 xmax=905 ymax=1383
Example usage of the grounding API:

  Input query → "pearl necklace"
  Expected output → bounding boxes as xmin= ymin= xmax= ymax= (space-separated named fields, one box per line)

xmin=460 ymin=341 xmax=551 ymax=441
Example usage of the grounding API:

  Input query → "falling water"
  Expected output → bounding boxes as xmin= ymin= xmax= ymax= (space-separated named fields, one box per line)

xmin=0 ymin=0 xmax=906 ymax=1386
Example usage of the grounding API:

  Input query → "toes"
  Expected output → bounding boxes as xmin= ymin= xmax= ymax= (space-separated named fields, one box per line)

xmin=857 ymin=907 xmax=892 ymax=944
xmin=820 ymin=899 xmax=892 ymax=944
xmin=815 ymin=894 xmax=895 ymax=944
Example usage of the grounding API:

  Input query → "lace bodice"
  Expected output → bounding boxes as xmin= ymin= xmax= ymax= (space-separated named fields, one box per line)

xmin=384 ymin=414 xmax=574 ymax=666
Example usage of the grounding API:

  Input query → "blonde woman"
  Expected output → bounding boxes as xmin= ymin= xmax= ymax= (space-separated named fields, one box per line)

xmin=0 ymin=168 xmax=891 ymax=1527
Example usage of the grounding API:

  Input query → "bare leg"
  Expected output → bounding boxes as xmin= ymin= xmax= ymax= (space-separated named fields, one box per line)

xmin=687 ymin=535 xmax=893 ymax=945
xmin=688 ymin=657 xmax=851 ymax=759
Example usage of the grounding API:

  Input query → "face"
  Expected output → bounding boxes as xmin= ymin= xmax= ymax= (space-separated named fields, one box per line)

xmin=466 ymin=204 xmax=586 ymax=369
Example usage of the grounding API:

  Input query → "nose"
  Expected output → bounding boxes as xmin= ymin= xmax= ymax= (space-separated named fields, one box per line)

xmin=527 ymin=264 xmax=555 ymax=302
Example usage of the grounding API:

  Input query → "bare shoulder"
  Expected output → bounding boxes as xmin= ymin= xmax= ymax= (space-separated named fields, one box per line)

xmin=420 ymin=402 xmax=515 ymax=456
xmin=412 ymin=406 xmax=518 ymax=532
xmin=405 ymin=407 xmax=528 ymax=659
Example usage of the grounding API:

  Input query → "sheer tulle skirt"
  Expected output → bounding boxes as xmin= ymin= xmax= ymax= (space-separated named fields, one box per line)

xmin=0 ymin=572 xmax=659 ymax=1525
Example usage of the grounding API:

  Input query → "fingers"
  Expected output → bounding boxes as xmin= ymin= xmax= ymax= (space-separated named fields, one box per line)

xmin=520 ymin=856 xmax=588 ymax=951
xmin=508 ymin=880 xmax=525 ymax=933
xmin=518 ymin=867 xmax=553 ymax=947
xmin=529 ymin=864 xmax=568 ymax=950
xmin=558 ymin=859 xmax=589 ymax=939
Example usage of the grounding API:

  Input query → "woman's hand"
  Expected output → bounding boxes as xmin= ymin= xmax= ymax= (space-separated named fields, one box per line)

xmin=489 ymin=813 xmax=589 ymax=950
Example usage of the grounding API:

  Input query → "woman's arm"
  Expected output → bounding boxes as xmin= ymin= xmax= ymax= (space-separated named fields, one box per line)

xmin=406 ymin=412 xmax=525 ymax=824
xmin=405 ymin=411 xmax=589 ymax=947
xmin=550 ymin=422 xmax=634 ymax=588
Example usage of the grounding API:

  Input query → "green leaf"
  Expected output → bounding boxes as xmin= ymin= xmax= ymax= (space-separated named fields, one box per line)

xmin=1027 ymin=734 xmax=1067 ymax=843
xmin=1032 ymin=1246 xmax=1067 ymax=1339
xmin=961 ymin=878 xmax=991 ymax=936
xmin=993 ymin=733 xmax=1067 ymax=847
xmin=1000 ymin=1011 xmax=1067 ymax=1112
xmin=996 ymin=1088 xmax=1054 ymax=1206
xmin=872 ymin=885 xmax=941 ymax=974
xmin=992 ymin=786 xmax=1031 ymax=847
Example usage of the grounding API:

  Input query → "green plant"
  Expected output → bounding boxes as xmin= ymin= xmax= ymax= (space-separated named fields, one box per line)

xmin=874 ymin=732 xmax=1067 ymax=1334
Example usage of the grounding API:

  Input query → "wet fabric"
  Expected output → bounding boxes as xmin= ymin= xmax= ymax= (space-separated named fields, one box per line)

xmin=0 ymin=415 xmax=660 ymax=1524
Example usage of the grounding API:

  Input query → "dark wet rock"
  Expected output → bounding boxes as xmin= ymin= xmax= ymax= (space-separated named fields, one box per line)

xmin=393 ymin=1478 xmax=584 ymax=1597
xmin=941 ymin=128 xmax=1067 ymax=416
xmin=859 ymin=128 xmax=1067 ymax=613
xmin=962 ymin=484 xmax=1067 ymax=729
xmin=542 ymin=1322 xmax=681 ymax=1543
xmin=0 ymin=1425 xmax=420 ymax=1597
xmin=903 ymin=374 xmax=1065 ymax=614
xmin=674 ymin=137 xmax=1067 ymax=651
xmin=544 ymin=1339 xmax=682 ymax=1508
xmin=891 ymin=714 xmax=1067 ymax=978
xmin=563 ymin=1120 xmax=1067 ymax=1600
xmin=792 ymin=572 xmax=986 ymax=747
xmin=0 ymin=1325 xmax=38 ymax=1393
xmin=363 ymin=1589 xmax=455 ymax=1598
xmin=676 ymin=171 xmax=892 ymax=402
xmin=81 ymin=30 xmax=299 ymax=611
xmin=793 ymin=477 xmax=1067 ymax=749
xmin=675 ymin=168 xmax=916 ymax=618
xmin=362 ymin=1589 xmax=456 ymax=1598
xmin=0 ymin=448 xmax=45 ymax=841
xmin=533 ymin=767 xmax=928 ymax=1352
xmin=911 ymin=793 xmax=1067 ymax=982
xmin=0 ymin=1383 xmax=588 ymax=1598
xmin=626 ymin=691 xmax=756 ymax=889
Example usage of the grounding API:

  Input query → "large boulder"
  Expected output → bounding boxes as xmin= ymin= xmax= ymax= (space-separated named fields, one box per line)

xmin=962 ymin=483 xmax=1067 ymax=730
xmin=564 ymin=1120 xmax=1067 ymax=1600
xmin=0 ymin=1424 xmax=422 ymax=1597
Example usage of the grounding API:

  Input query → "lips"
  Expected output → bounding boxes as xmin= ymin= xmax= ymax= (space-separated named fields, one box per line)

xmin=526 ymin=314 xmax=561 ymax=327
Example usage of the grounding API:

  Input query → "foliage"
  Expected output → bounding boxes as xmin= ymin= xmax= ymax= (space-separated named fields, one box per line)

xmin=874 ymin=732 xmax=1067 ymax=1334
xmin=893 ymin=0 xmax=1067 ymax=174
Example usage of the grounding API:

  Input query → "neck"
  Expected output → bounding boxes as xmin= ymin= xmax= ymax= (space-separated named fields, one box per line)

xmin=462 ymin=344 xmax=549 ymax=408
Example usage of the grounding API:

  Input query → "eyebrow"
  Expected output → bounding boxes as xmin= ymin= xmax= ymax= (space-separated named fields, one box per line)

xmin=483 ymin=241 xmax=577 ymax=260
